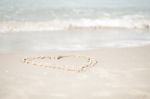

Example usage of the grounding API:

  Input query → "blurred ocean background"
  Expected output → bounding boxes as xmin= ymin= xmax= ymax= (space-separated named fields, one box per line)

xmin=0 ymin=0 xmax=150 ymax=51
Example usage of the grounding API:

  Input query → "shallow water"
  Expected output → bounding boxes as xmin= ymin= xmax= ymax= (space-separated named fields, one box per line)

xmin=0 ymin=0 xmax=150 ymax=51
xmin=0 ymin=29 xmax=150 ymax=51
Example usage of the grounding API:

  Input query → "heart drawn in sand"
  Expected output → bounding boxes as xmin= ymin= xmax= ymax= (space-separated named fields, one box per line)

xmin=23 ymin=55 xmax=97 ymax=72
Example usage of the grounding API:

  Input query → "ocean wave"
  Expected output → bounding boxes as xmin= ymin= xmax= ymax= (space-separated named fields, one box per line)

xmin=0 ymin=17 xmax=150 ymax=32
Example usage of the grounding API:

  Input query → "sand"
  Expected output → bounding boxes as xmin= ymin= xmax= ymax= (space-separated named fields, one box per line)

xmin=0 ymin=45 xmax=150 ymax=99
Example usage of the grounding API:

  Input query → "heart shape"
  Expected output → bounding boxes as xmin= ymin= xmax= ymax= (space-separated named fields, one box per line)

xmin=23 ymin=55 xmax=97 ymax=72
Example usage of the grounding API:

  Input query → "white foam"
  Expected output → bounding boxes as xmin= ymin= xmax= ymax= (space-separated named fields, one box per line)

xmin=0 ymin=16 xmax=150 ymax=32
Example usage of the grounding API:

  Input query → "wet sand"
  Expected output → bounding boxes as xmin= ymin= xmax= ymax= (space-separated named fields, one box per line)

xmin=0 ymin=45 xmax=150 ymax=99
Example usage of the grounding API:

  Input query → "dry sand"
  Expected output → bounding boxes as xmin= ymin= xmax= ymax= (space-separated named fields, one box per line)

xmin=0 ymin=45 xmax=150 ymax=99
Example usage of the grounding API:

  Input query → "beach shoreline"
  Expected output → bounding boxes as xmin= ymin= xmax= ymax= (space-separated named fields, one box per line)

xmin=0 ymin=45 xmax=150 ymax=99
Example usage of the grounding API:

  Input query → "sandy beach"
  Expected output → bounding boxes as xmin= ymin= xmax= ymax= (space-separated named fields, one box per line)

xmin=1 ymin=0 xmax=150 ymax=98
xmin=0 ymin=45 xmax=150 ymax=99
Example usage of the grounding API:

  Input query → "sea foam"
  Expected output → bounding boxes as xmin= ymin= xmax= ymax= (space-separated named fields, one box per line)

xmin=0 ymin=15 xmax=150 ymax=32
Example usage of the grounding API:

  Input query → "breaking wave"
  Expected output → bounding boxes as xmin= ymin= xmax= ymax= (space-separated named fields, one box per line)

xmin=0 ymin=16 xmax=150 ymax=32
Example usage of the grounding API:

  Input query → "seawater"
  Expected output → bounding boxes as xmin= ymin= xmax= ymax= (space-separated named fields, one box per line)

xmin=0 ymin=0 xmax=150 ymax=51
